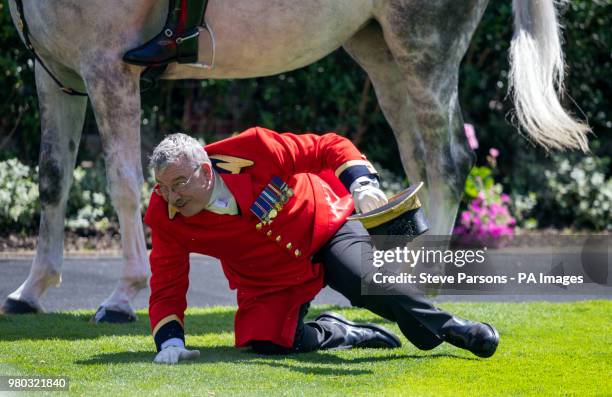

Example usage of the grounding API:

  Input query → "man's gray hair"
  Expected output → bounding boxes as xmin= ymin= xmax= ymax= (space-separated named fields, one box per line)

xmin=149 ymin=133 xmax=209 ymax=172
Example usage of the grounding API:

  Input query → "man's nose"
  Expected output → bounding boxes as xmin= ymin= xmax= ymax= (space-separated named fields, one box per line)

xmin=168 ymin=190 xmax=181 ymax=203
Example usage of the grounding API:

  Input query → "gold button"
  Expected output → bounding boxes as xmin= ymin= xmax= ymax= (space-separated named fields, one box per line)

xmin=286 ymin=243 xmax=292 ymax=249
xmin=294 ymin=249 xmax=301 ymax=257
xmin=256 ymin=223 xmax=262 ymax=230
xmin=276 ymin=235 xmax=282 ymax=242
xmin=266 ymin=230 xmax=272 ymax=237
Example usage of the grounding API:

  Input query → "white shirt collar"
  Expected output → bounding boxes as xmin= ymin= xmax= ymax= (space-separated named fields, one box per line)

xmin=205 ymin=170 xmax=239 ymax=215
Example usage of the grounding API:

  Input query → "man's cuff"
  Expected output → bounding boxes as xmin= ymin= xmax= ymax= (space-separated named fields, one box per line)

xmin=153 ymin=315 xmax=185 ymax=352
xmin=160 ymin=338 xmax=185 ymax=350
xmin=335 ymin=160 xmax=379 ymax=191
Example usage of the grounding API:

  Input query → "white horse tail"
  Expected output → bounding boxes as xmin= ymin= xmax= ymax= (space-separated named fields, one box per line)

xmin=509 ymin=0 xmax=590 ymax=151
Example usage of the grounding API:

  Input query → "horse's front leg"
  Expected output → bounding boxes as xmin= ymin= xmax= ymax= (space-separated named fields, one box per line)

xmin=83 ymin=59 xmax=149 ymax=323
xmin=2 ymin=62 xmax=87 ymax=314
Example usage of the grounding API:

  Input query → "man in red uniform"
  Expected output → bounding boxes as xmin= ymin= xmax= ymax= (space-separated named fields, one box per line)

xmin=145 ymin=127 xmax=499 ymax=364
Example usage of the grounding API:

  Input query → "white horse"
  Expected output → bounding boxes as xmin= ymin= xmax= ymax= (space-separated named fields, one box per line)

xmin=2 ymin=0 xmax=589 ymax=321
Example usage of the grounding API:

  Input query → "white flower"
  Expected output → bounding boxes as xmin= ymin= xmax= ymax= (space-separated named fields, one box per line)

xmin=570 ymin=168 xmax=585 ymax=182
xmin=591 ymin=172 xmax=605 ymax=185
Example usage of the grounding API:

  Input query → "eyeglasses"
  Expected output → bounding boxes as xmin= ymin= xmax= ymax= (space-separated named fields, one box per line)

xmin=154 ymin=165 xmax=200 ymax=197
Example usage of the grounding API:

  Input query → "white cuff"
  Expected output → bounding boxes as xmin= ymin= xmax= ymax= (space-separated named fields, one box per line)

xmin=160 ymin=338 xmax=185 ymax=350
xmin=349 ymin=175 xmax=379 ymax=194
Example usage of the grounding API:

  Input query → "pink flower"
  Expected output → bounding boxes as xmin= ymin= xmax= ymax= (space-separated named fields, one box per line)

xmin=464 ymin=124 xmax=479 ymax=149
xmin=500 ymin=193 xmax=510 ymax=203
xmin=460 ymin=211 xmax=472 ymax=226
xmin=490 ymin=203 xmax=502 ymax=215
xmin=489 ymin=147 xmax=499 ymax=158
xmin=489 ymin=226 xmax=503 ymax=239
xmin=469 ymin=201 xmax=482 ymax=214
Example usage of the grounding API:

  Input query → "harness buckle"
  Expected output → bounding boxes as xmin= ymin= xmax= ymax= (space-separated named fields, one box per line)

xmin=176 ymin=30 xmax=200 ymax=44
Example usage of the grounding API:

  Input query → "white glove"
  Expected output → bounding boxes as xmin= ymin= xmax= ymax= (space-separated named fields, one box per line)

xmin=350 ymin=176 xmax=388 ymax=214
xmin=153 ymin=340 xmax=200 ymax=365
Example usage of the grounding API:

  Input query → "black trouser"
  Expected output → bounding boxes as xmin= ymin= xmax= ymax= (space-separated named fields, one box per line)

xmin=250 ymin=221 xmax=453 ymax=355
xmin=251 ymin=302 xmax=350 ymax=355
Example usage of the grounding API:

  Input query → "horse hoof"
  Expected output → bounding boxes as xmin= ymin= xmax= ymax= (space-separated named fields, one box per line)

xmin=91 ymin=306 xmax=137 ymax=324
xmin=1 ymin=298 xmax=41 ymax=315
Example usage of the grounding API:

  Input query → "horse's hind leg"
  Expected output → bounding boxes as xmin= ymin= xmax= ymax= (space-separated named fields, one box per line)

xmin=2 ymin=62 xmax=87 ymax=313
xmin=83 ymin=59 xmax=149 ymax=323
xmin=345 ymin=1 xmax=486 ymax=236
xmin=344 ymin=21 xmax=471 ymax=236
xmin=343 ymin=23 xmax=432 ymax=203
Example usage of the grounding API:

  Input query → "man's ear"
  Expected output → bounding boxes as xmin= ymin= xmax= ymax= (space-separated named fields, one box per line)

xmin=202 ymin=162 xmax=213 ymax=181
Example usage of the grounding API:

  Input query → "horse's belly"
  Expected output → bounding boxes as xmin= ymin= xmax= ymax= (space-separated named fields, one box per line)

xmin=164 ymin=0 xmax=374 ymax=79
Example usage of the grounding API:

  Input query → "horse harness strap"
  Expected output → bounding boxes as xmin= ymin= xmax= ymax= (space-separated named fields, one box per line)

xmin=14 ymin=0 xmax=88 ymax=97
xmin=140 ymin=0 xmax=214 ymax=92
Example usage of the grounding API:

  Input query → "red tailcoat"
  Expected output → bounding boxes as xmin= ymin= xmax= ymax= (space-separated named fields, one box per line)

xmin=144 ymin=127 xmax=376 ymax=348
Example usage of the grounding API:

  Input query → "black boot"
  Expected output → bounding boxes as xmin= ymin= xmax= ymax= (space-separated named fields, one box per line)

xmin=440 ymin=317 xmax=499 ymax=358
xmin=315 ymin=312 xmax=402 ymax=349
xmin=123 ymin=0 xmax=207 ymax=66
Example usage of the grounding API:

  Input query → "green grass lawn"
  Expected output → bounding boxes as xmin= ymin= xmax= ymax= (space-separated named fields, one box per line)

xmin=1 ymin=301 xmax=610 ymax=396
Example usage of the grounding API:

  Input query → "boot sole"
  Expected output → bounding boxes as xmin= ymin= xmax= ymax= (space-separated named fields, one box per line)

xmin=315 ymin=311 xmax=402 ymax=348
xmin=122 ymin=57 xmax=176 ymax=67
